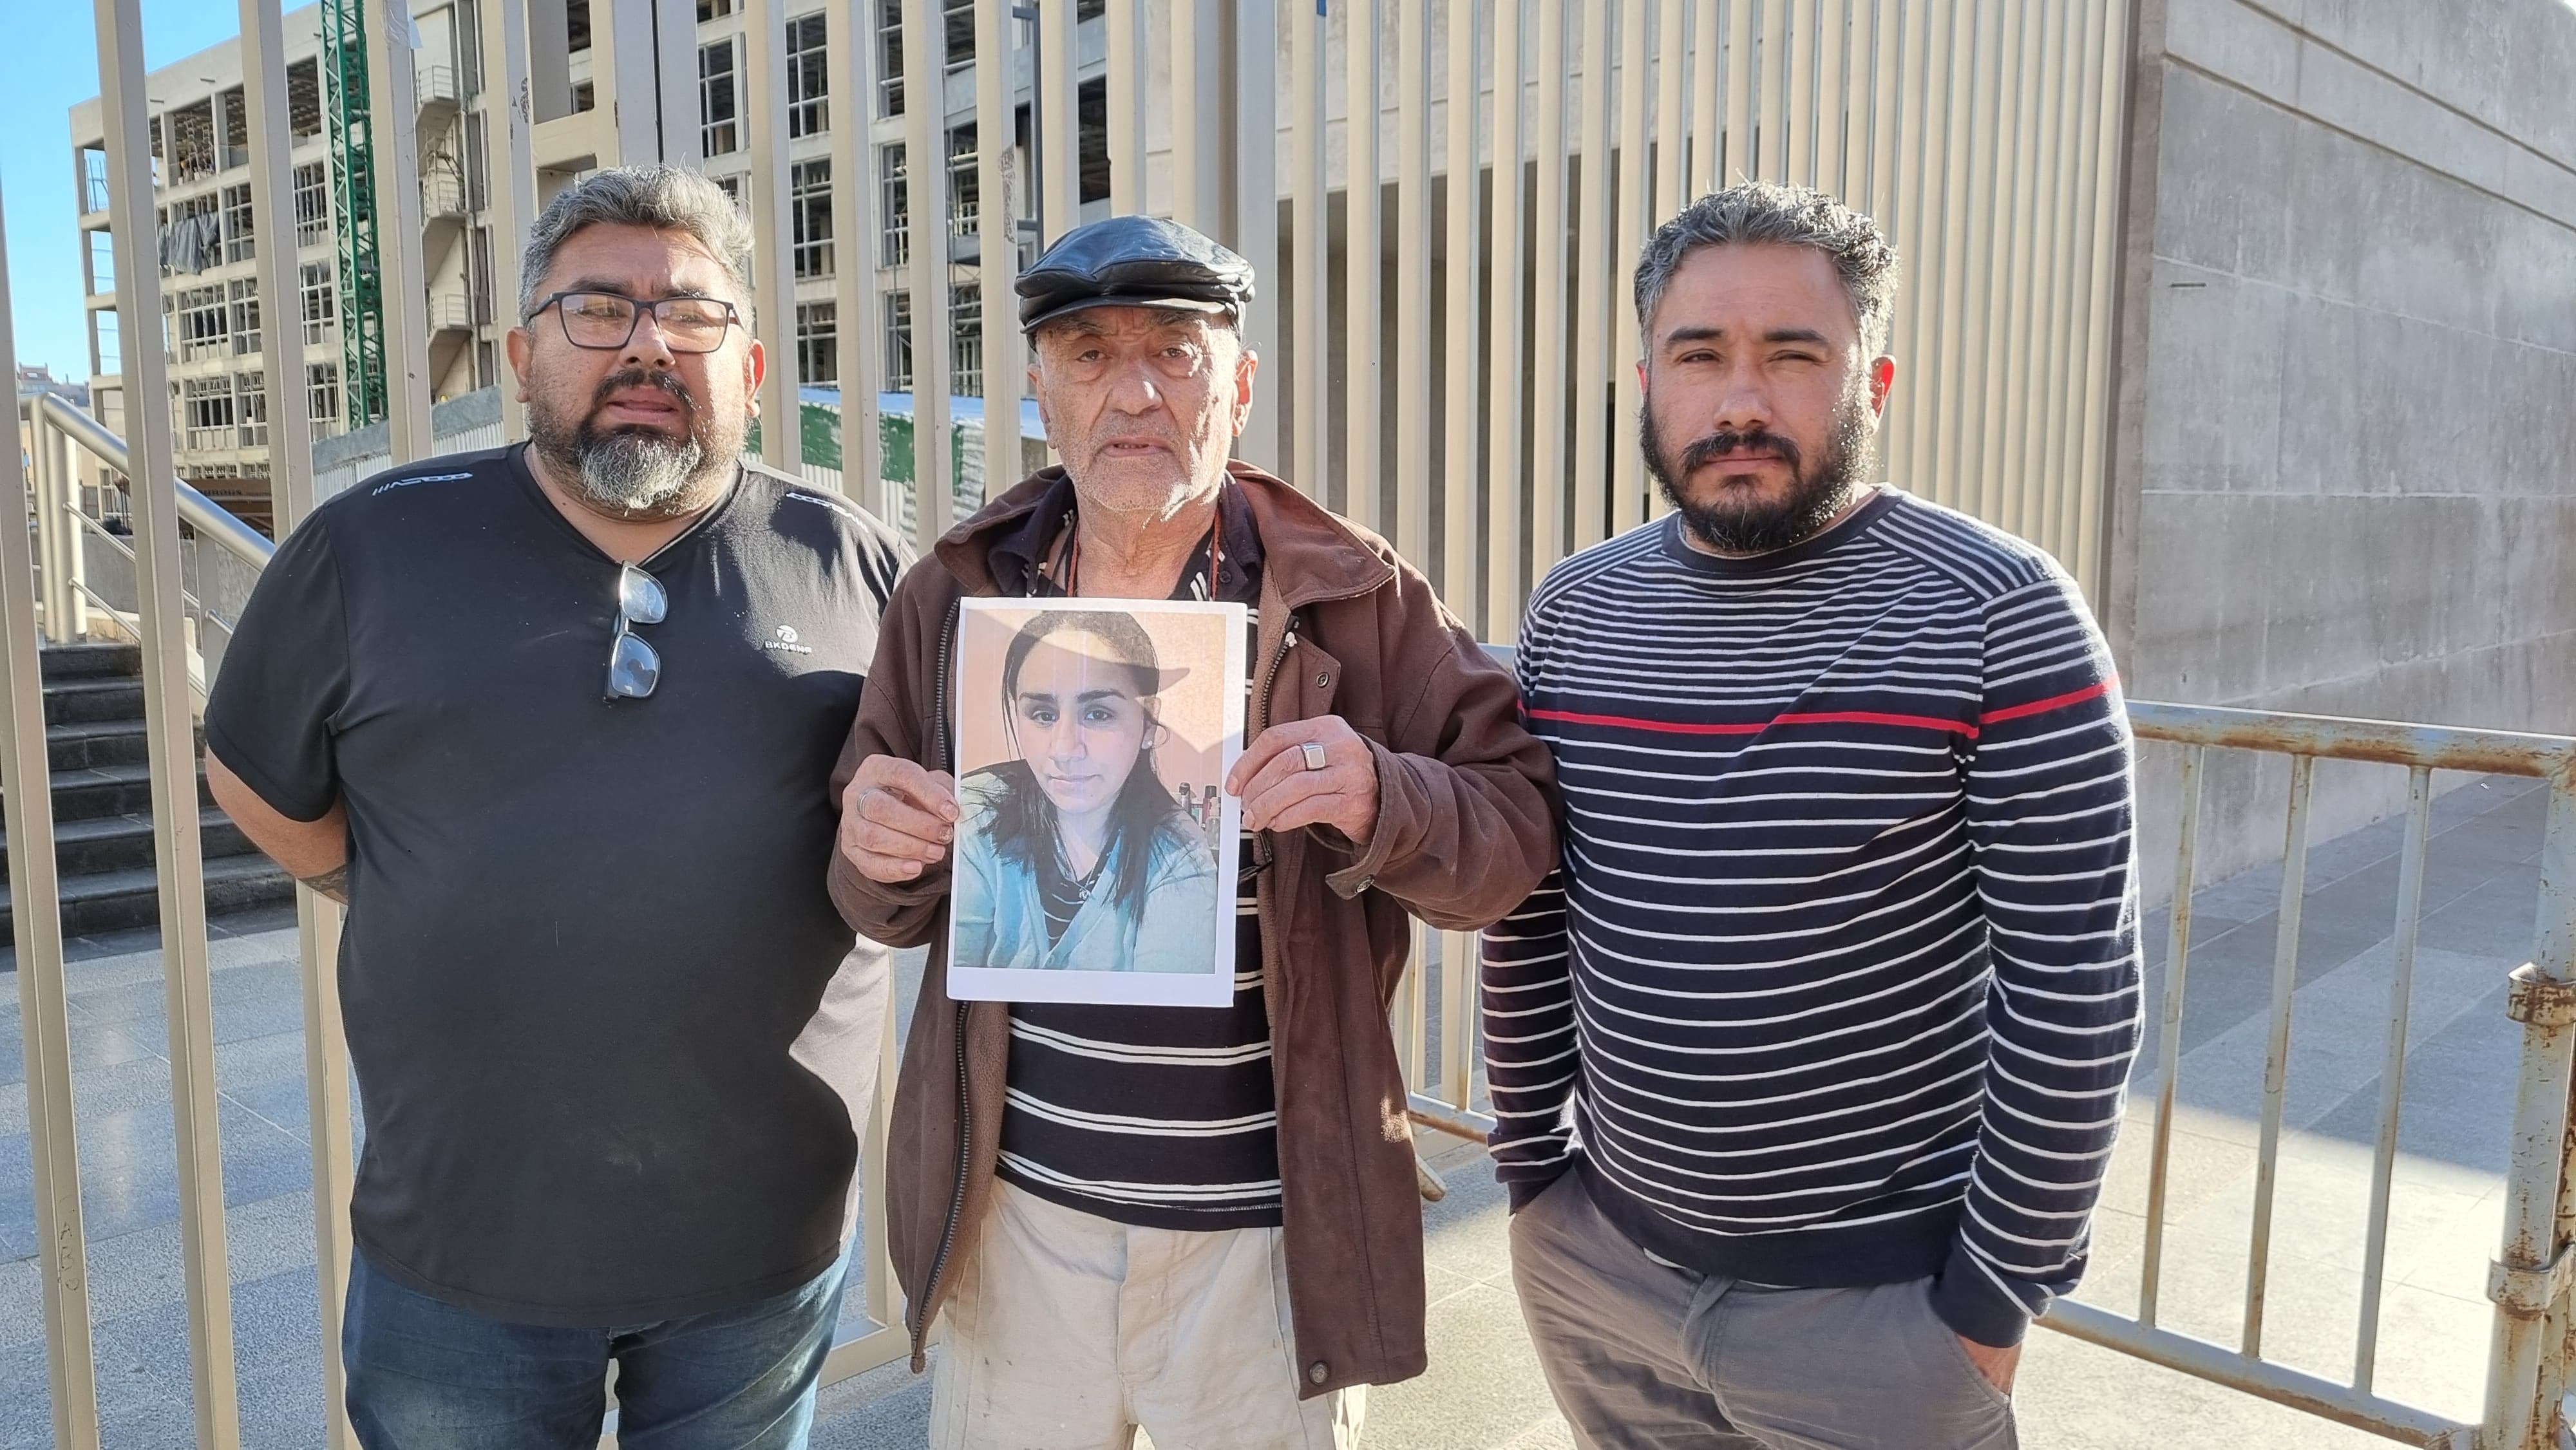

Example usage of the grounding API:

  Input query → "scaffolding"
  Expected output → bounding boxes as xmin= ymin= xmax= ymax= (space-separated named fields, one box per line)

xmin=318 ymin=0 xmax=386 ymax=429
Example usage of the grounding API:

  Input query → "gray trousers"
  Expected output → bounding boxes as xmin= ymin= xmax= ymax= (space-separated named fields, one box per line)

xmin=1508 ymin=1172 xmax=2018 ymax=1450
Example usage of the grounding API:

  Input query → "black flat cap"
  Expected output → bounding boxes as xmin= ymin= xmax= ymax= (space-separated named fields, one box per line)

xmin=1016 ymin=215 xmax=1256 ymax=333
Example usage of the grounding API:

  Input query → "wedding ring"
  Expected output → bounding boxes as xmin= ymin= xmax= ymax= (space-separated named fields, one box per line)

xmin=1300 ymin=741 xmax=1331 ymax=772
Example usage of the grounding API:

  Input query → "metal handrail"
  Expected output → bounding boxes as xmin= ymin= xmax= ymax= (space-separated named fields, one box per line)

xmin=26 ymin=391 xmax=278 ymax=571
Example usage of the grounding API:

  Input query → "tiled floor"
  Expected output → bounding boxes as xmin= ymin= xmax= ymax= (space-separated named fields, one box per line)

xmin=0 ymin=773 xmax=2557 ymax=1448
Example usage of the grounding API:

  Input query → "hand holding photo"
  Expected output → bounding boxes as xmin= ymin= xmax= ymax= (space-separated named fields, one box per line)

xmin=947 ymin=598 xmax=1247 ymax=1008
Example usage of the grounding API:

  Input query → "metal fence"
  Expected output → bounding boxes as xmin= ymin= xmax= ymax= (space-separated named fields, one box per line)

xmin=30 ymin=0 xmax=2564 ymax=1447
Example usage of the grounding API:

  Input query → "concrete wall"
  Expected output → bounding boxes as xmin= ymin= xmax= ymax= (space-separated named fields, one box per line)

xmin=2103 ymin=0 xmax=2576 ymax=893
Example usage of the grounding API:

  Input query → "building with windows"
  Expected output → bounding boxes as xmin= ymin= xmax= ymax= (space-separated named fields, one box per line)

xmin=70 ymin=0 xmax=1106 ymax=532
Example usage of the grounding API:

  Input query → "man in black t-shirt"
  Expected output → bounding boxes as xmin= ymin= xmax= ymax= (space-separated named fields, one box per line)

xmin=205 ymin=166 xmax=906 ymax=1450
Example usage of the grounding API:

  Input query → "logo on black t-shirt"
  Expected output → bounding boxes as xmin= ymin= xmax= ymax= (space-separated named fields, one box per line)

xmin=764 ymin=623 xmax=814 ymax=655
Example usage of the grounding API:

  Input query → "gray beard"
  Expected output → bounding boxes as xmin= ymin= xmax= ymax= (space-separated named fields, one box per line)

xmin=569 ymin=429 xmax=712 ymax=518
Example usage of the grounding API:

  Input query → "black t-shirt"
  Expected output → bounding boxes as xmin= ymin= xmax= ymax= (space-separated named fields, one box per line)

xmin=205 ymin=444 xmax=909 ymax=1325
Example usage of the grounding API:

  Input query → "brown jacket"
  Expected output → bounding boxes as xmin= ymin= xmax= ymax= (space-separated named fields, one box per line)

xmin=827 ymin=462 xmax=1558 ymax=1395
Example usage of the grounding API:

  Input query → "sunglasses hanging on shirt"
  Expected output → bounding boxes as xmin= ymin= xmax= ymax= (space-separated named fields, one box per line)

xmin=606 ymin=562 xmax=667 ymax=700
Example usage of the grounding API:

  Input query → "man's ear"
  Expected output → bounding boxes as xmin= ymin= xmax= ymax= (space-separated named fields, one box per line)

xmin=1231 ymin=343 xmax=1260 ymax=437
xmin=1867 ymin=354 xmax=1897 ymax=417
xmin=506 ymin=327 xmax=534 ymax=402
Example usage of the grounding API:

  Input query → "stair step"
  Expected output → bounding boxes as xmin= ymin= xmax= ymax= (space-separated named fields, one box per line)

xmin=39 ymin=642 xmax=141 ymax=683
xmin=0 ymin=852 xmax=295 ymax=941
xmin=44 ymin=678 xmax=146 ymax=726
xmin=46 ymin=719 xmax=153 ymax=772
xmin=0 ymin=809 xmax=256 ymax=883
xmin=46 ymin=764 xmax=216 ymax=824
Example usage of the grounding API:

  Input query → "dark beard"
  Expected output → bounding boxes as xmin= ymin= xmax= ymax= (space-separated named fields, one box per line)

xmin=1640 ymin=396 xmax=1876 ymax=555
xmin=529 ymin=368 xmax=730 ymax=520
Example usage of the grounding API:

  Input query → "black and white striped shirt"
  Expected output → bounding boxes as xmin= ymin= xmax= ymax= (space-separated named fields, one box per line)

xmin=990 ymin=483 xmax=1283 ymax=1230
xmin=1482 ymin=489 xmax=2143 ymax=1346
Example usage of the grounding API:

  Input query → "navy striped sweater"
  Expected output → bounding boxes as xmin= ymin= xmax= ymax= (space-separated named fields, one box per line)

xmin=1482 ymin=487 xmax=2143 ymax=1347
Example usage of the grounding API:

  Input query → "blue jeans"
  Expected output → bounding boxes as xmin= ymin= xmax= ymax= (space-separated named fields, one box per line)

xmin=342 ymin=1248 xmax=852 ymax=1449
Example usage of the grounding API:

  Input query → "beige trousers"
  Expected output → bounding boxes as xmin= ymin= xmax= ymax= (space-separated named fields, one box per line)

xmin=929 ymin=1181 xmax=1367 ymax=1450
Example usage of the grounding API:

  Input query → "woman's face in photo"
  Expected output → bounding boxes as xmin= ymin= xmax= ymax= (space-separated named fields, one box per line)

xmin=1012 ymin=630 xmax=1154 ymax=818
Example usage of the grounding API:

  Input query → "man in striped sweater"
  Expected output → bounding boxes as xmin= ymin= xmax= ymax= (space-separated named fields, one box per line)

xmin=1484 ymin=182 xmax=2143 ymax=1448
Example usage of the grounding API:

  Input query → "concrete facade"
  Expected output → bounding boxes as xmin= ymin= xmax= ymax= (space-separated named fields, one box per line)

xmin=2102 ymin=0 xmax=2576 ymax=887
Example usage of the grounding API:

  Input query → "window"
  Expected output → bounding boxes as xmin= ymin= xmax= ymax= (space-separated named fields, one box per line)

xmin=288 ymin=59 xmax=323 ymax=140
xmin=180 ymin=375 xmax=235 ymax=452
xmin=947 ymin=125 xmax=978 ymax=240
xmin=307 ymin=361 xmax=341 ymax=428
xmin=167 ymin=100 xmax=216 ymax=184
xmin=222 ymin=184 xmax=256 ymax=263
xmin=228 ymin=278 xmax=261 ymax=356
xmin=219 ymin=89 xmax=249 ymax=170
xmin=713 ymin=173 xmax=744 ymax=205
xmin=879 ymin=144 xmax=909 ymax=267
xmin=566 ymin=0 xmax=592 ymax=51
xmin=87 ymin=231 xmax=116 ymax=296
xmin=175 ymin=285 xmax=229 ymax=361
xmin=786 ymin=14 xmax=829 ymax=138
xmin=294 ymin=162 xmax=331 ymax=246
xmin=797 ymin=301 xmax=837 ymax=385
xmin=1077 ymin=0 xmax=1105 ymax=16
xmin=81 ymin=147 xmax=111 ymax=214
xmin=1078 ymin=77 xmax=1110 ymax=205
xmin=95 ymin=310 xmax=121 ymax=375
xmin=951 ymin=283 xmax=981 ymax=397
xmin=884 ymin=290 xmax=912 ymax=392
xmin=876 ymin=0 xmax=904 ymax=117
xmin=943 ymin=0 xmax=974 ymax=70
xmin=464 ymin=113 xmax=489 ymax=211
xmin=699 ymin=38 xmax=739 ymax=155
xmin=236 ymin=372 xmax=267 ymax=447
xmin=696 ymin=0 xmax=734 ymax=17
xmin=571 ymin=80 xmax=596 ymax=113
xmin=791 ymin=159 xmax=833 ymax=279
xmin=302 ymin=262 xmax=337 ymax=345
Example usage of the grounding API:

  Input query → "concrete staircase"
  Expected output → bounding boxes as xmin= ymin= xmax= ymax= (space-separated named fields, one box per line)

xmin=0 ymin=641 xmax=294 ymax=944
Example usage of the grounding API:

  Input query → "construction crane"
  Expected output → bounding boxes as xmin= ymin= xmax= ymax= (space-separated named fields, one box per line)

xmin=319 ymin=0 xmax=388 ymax=428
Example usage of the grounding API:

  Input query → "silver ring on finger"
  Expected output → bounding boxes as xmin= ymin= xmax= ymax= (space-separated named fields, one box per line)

xmin=1300 ymin=740 xmax=1331 ymax=772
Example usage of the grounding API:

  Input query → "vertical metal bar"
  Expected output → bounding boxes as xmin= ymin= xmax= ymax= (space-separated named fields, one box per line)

xmin=93 ymin=0 xmax=242 ymax=1441
xmin=1607 ymin=0 xmax=1651 ymax=538
xmin=1888 ymin=0 xmax=1938 ymax=486
xmin=1524 ymin=0 xmax=1566 ymax=583
xmin=2242 ymin=753 xmax=2315 ymax=1361
xmin=2037 ymin=0 xmax=2096 ymax=574
xmin=743 ymin=0 xmax=803 ymax=470
xmin=245 ymin=4 xmax=357 ymax=1442
xmin=2136 ymin=743 xmax=2203 ymax=1330
xmin=2485 ymin=776 xmax=2576 ymax=1447
xmin=1868 ymin=0 xmax=1904 ymax=234
xmin=1485 ymin=0 xmax=1529 ymax=639
xmin=1393 ymin=0 xmax=1434 ymax=564
xmin=1569 ymin=0 xmax=1613 ymax=549
xmin=1788 ymin=0 xmax=1821 ymax=189
xmin=2351 ymin=766 xmax=2432 ymax=1394
xmin=1231 ymin=0 xmax=1282 ymax=472
xmin=1165 ymin=0 xmax=1215 ymax=233
xmin=1441 ymin=0 xmax=1482 ymax=628
xmin=1756 ymin=0 xmax=1790 ymax=179
xmin=1653 ymin=0 xmax=1687 ymax=220
xmin=905 ymin=0 xmax=956 ymax=549
xmin=1980 ymin=0 xmax=2037 ymax=532
xmin=1690 ymin=0 xmax=1722 ymax=197
xmin=831 ymin=0 xmax=886 ymax=514
xmin=1343 ymin=0 xmax=1384 ymax=531
xmin=29 ymin=413 xmax=62 ymax=641
xmin=976 ymin=0 xmax=1023 ymax=505
xmin=1106 ymin=0 xmax=1145 ymax=213
xmin=366 ymin=0 xmax=435 ymax=461
xmin=0 ymin=184 xmax=106 ymax=1450
xmin=1441 ymin=930 xmax=1476 ymax=1109
xmin=480 ymin=0 xmax=538 ymax=442
xmin=2067 ymin=0 xmax=2127 ymax=597
xmin=1039 ymin=0 xmax=1079 ymax=241
xmin=2012 ymin=0 xmax=2068 ymax=556
xmin=1919 ymin=0 xmax=1975 ymax=511
xmin=1292 ymin=0 xmax=1329 ymax=494
xmin=1722 ymin=0 xmax=1757 ymax=185
xmin=1839 ymin=0 xmax=1876 ymax=203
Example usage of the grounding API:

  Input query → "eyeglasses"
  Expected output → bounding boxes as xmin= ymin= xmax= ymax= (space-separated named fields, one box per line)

xmin=606 ymin=563 xmax=667 ymax=701
xmin=527 ymin=290 xmax=743 ymax=353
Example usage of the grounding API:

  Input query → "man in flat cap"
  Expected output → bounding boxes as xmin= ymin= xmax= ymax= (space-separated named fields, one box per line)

xmin=829 ymin=214 xmax=1558 ymax=1448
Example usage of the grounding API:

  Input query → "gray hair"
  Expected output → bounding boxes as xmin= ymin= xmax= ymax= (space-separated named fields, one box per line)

xmin=1633 ymin=182 xmax=1899 ymax=357
xmin=518 ymin=165 xmax=757 ymax=319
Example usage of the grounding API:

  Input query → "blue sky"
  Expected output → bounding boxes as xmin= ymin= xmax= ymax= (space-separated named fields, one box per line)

xmin=3 ymin=3 xmax=249 ymax=381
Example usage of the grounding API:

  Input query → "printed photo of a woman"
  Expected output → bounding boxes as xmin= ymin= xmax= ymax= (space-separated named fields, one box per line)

xmin=951 ymin=609 xmax=1223 ymax=975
